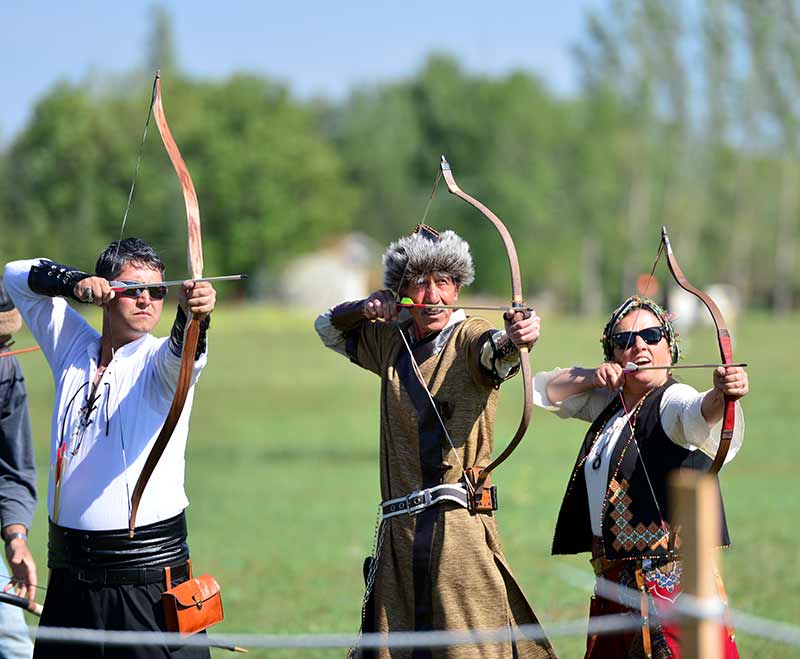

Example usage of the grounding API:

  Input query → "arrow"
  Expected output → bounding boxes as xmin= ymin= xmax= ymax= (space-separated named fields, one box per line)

xmin=623 ymin=361 xmax=747 ymax=373
xmin=0 ymin=346 xmax=41 ymax=358
xmin=398 ymin=297 xmax=533 ymax=313
xmin=398 ymin=302 xmax=535 ymax=312
xmin=109 ymin=274 xmax=247 ymax=292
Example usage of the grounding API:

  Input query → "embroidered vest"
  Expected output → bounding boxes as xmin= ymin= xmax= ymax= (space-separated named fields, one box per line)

xmin=551 ymin=379 xmax=731 ymax=560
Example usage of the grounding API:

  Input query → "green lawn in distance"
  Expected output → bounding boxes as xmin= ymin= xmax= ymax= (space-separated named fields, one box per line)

xmin=16 ymin=307 xmax=798 ymax=659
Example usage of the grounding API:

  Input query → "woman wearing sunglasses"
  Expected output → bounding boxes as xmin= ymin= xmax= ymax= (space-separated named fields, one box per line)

xmin=533 ymin=295 xmax=747 ymax=659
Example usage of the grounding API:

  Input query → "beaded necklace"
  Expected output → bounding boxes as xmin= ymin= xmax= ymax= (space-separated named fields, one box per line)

xmin=591 ymin=389 xmax=653 ymax=470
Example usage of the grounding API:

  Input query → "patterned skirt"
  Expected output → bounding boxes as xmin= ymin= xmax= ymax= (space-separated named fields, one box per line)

xmin=584 ymin=560 xmax=740 ymax=659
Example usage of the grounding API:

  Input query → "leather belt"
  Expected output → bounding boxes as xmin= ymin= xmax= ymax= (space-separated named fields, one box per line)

xmin=70 ymin=561 xmax=189 ymax=586
xmin=381 ymin=484 xmax=468 ymax=519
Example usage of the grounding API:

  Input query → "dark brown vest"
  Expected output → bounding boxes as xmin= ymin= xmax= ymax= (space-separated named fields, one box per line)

xmin=551 ymin=379 xmax=731 ymax=560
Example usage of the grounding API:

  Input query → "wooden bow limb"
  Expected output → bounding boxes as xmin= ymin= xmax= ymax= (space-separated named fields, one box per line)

xmin=128 ymin=72 xmax=204 ymax=537
xmin=0 ymin=591 xmax=42 ymax=616
xmin=439 ymin=155 xmax=533 ymax=489
xmin=661 ymin=226 xmax=737 ymax=474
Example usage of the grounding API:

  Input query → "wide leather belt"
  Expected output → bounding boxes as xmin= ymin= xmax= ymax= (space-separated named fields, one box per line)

xmin=71 ymin=561 xmax=190 ymax=586
xmin=48 ymin=512 xmax=189 ymax=571
xmin=381 ymin=484 xmax=468 ymax=519
xmin=590 ymin=535 xmax=676 ymax=576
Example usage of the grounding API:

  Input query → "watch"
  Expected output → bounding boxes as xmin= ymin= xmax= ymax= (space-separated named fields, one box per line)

xmin=3 ymin=532 xmax=27 ymax=545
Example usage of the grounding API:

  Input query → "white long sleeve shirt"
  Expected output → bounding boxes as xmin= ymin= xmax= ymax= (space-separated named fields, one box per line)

xmin=533 ymin=367 xmax=744 ymax=535
xmin=4 ymin=259 xmax=207 ymax=530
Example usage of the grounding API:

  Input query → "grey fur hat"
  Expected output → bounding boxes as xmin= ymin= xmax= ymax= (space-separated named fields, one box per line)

xmin=382 ymin=228 xmax=475 ymax=292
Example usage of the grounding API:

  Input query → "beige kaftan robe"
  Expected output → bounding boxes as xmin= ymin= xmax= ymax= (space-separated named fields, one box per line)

xmin=349 ymin=315 xmax=556 ymax=659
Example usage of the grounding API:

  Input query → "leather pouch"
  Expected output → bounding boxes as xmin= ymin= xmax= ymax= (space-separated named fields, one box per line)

xmin=162 ymin=561 xmax=224 ymax=636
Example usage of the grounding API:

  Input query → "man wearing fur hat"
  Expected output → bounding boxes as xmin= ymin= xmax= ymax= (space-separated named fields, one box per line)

xmin=0 ymin=279 xmax=37 ymax=658
xmin=315 ymin=225 xmax=556 ymax=659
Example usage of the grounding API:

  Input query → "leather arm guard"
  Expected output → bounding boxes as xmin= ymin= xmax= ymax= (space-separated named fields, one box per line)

xmin=483 ymin=330 xmax=521 ymax=388
xmin=168 ymin=306 xmax=211 ymax=360
xmin=27 ymin=260 xmax=91 ymax=302
xmin=329 ymin=299 xmax=367 ymax=332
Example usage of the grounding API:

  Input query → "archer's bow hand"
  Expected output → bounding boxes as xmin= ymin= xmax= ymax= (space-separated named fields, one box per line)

xmin=74 ymin=276 xmax=116 ymax=306
xmin=363 ymin=290 xmax=399 ymax=323
xmin=712 ymin=365 xmax=749 ymax=401
xmin=503 ymin=309 xmax=540 ymax=350
xmin=179 ymin=280 xmax=216 ymax=320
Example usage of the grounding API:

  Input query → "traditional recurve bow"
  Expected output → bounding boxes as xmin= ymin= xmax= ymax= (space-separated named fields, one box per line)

xmin=627 ymin=225 xmax=739 ymax=477
xmin=439 ymin=155 xmax=534 ymax=492
xmin=659 ymin=226 xmax=737 ymax=474
xmin=127 ymin=72 xmax=204 ymax=537
xmin=0 ymin=590 xmax=42 ymax=615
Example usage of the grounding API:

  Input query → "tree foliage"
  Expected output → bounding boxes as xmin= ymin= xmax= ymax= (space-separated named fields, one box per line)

xmin=1 ymin=2 xmax=798 ymax=310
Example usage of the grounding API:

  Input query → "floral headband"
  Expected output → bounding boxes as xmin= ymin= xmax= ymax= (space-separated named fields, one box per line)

xmin=601 ymin=295 xmax=681 ymax=364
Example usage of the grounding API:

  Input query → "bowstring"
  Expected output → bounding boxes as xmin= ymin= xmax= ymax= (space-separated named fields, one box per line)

xmin=52 ymin=80 xmax=159 ymax=526
xmin=390 ymin=167 xmax=472 ymax=489
xmin=614 ymin=234 xmax=670 ymax=541
xmin=0 ymin=573 xmax=47 ymax=592
xmin=116 ymin=75 xmax=159 ymax=255
xmin=108 ymin=75 xmax=159 ymax=522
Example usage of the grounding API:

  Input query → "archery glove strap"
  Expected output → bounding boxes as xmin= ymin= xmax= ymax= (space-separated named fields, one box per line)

xmin=168 ymin=306 xmax=211 ymax=360
xmin=28 ymin=260 xmax=90 ymax=302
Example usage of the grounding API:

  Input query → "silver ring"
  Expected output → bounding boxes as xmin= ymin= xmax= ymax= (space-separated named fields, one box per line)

xmin=84 ymin=288 xmax=94 ymax=304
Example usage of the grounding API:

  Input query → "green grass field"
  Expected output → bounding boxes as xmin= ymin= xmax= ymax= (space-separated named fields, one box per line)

xmin=15 ymin=307 xmax=799 ymax=658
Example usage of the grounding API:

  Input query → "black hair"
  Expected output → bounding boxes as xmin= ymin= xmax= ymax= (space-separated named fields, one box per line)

xmin=95 ymin=238 xmax=165 ymax=280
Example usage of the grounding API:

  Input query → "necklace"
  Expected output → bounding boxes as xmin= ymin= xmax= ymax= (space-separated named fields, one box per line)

xmin=591 ymin=389 xmax=652 ymax=470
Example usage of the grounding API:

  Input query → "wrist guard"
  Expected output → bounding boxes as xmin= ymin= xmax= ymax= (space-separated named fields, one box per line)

xmin=168 ymin=306 xmax=211 ymax=360
xmin=486 ymin=330 xmax=521 ymax=388
xmin=329 ymin=300 xmax=367 ymax=332
xmin=28 ymin=260 xmax=90 ymax=301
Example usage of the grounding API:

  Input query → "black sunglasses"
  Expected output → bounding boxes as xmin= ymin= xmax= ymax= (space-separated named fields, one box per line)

xmin=117 ymin=281 xmax=168 ymax=301
xmin=611 ymin=326 xmax=665 ymax=349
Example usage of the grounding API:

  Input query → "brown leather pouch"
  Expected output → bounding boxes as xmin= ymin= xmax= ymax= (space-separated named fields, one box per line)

xmin=464 ymin=466 xmax=498 ymax=514
xmin=162 ymin=561 xmax=224 ymax=636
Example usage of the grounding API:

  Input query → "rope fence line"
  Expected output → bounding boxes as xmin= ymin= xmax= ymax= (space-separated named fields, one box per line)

xmin=3 ymin=582 xmax=798 ymax=651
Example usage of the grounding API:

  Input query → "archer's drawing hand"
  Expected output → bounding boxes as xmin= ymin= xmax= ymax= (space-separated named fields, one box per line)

xmin=179 ymin=280 xmax=216 ymax=320
xmin=363 ymin=290 xmax=398 ymax=322
xmin=74 ymin=277 xmax=115 ymax=306
xmin=594 ymin=362 xmax=625 ymax=394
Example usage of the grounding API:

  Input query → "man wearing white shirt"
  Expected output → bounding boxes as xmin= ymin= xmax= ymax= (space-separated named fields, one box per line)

xmin=4 ymin=238 xmax=215 ymax=659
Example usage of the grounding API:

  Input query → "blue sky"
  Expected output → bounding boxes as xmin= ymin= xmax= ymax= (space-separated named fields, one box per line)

xmin=1 ymin=1 xmax=603 ymax=143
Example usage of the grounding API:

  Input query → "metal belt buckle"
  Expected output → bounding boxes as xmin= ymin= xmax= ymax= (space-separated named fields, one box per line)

xmin=405 ymin=489 xmax=432 ymax=515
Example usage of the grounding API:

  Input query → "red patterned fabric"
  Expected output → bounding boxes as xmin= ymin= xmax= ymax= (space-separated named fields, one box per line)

xmin=584 ymin=564 xmax=740 ymax=659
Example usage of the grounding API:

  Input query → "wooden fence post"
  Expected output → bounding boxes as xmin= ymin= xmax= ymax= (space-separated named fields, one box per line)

xmin=669 ymin=469 xmax=722 ymax=659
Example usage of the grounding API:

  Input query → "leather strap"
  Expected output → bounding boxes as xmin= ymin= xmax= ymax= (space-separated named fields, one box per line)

xmin=381 ymin=484 xmax=469 ymax=519
xmin=713 ymin=564 xmax=736 ymax=642
xmin=635 ymin=568 xmax=653 ymax=659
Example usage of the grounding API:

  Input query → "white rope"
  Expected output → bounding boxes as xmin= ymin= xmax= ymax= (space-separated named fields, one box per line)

xmin=5 ymin=563 xmax=798 ymax=650
xmin=6 ymin=601 xmax=798 ymax=650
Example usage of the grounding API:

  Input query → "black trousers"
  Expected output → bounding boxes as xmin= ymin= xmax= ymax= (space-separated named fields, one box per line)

xmin=33 ymin=569 xmax=210 ymax=659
